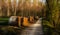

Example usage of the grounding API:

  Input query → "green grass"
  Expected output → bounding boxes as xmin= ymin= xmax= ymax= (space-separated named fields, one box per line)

xmin=0 ymin=18 xmax=9 ymax=21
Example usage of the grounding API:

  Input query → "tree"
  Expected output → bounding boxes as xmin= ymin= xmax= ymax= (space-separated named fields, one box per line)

xmin=45 ymin=0 xmax=60 ymax=35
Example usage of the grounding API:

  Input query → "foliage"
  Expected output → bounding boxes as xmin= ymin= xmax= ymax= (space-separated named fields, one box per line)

xmin=44 ymin=0 xmax=60 ymax=35
xmin=43 ymin=20 xmax=60 ymax=35
xmin=0 ymin=26 xmax=22 ymax=35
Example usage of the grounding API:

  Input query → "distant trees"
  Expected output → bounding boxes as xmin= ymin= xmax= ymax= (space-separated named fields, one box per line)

xmin=0 ymin=0 xmax=45 ymax=17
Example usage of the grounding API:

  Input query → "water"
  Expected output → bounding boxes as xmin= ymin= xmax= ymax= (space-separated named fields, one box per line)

xmin=21 ymin=18 xmax=44 ymax=35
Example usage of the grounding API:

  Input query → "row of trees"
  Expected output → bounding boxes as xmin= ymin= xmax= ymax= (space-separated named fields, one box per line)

xmin=0 ymin=0 xmax=45 ymax=17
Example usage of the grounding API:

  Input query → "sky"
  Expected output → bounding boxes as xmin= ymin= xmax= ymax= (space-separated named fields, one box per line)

xmin=39 ymin=0 xmax=46 ymax=4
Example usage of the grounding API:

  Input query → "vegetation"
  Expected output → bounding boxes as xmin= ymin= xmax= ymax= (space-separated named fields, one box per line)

xmin=0 ymin=0 xmax=60 ymax=35
xmin=43 ymin=0 xmax=60 ymax=35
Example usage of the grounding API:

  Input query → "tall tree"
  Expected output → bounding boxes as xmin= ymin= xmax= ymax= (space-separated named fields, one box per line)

xmin=46 ymin=0 xmax=60 ymax=29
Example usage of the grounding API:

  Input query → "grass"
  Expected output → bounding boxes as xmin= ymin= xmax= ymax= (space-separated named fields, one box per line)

xmin=0 ymin=17 xmax=9 ymax=21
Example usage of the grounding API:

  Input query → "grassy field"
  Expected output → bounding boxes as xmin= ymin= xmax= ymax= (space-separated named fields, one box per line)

xmin=0 ymin=17 xmax=9 ymax=21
